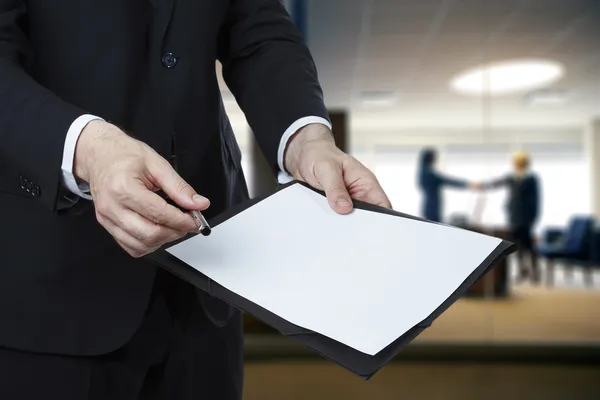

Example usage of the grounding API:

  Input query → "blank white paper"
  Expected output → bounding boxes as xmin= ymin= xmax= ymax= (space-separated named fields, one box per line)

xmin=167 ymin=183 xmax=502 ymax=355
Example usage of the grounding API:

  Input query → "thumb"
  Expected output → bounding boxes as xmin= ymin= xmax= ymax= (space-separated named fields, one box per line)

xmin=314 ymin=160 xmax=353 ymax=215
xmin=149 ymin=157 xmax=210 ymax=211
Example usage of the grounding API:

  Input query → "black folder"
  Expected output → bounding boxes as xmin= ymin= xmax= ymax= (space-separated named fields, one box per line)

xmin=147 ymin=181 xmax=516 ymax=380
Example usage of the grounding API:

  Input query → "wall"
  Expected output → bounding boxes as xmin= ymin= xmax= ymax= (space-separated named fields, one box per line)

xmin=228 ymin=109 xmax=593 ymax=230
xmin=585 ymin=119 xmax=600 ymax=218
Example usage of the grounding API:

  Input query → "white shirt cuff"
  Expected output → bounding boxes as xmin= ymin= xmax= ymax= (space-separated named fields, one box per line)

xmin=276 ymin=116 xmax=332 ymax=184
xmin=61 ymin=114 xmax=104 ymax=200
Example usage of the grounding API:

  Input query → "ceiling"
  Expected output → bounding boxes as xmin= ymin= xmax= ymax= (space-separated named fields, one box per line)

xmin=221 ymin=0 xmax=600 ymax=132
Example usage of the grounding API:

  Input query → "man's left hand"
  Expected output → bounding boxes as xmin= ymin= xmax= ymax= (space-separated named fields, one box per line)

xmin=284 ymin=124 xmax=392 ymax=214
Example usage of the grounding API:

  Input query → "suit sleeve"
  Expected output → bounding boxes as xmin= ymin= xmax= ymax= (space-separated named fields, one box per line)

xmin=481 ymin=176 xmax=511 ymax=190
xmin=435 ymin=172 xmax=468 ymax=189
xmin=217 ymin=0 xmax=330 ymax=174
xmin=0 ymin=1 xmax=88 ymax=211
xmin=531 ymin=176 xmax=540 ymax=224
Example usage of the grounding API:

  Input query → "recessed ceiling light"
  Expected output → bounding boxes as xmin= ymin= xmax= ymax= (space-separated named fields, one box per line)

xmin=450 ymin=59 xmax=564 ymax=96
xmin=359 ymin=91 xmax=398 ymax=108
xmin=523 ymin=89 xmax=568 ymax=107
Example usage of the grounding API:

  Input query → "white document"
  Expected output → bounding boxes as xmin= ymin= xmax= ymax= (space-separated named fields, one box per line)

xmin=167 ymin=183 xmax=502 ymax=356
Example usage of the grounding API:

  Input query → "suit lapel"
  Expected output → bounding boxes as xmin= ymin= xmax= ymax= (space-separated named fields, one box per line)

xmin=148 ymin=0 xmax=176 ymax=45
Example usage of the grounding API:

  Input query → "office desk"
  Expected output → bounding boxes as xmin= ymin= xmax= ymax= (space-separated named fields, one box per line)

xmin=463 ymin=225 xmax=510 ymax=298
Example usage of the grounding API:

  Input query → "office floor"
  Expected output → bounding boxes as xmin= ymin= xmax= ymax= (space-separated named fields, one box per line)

xmin=415 ymin=282 xmax=600 ymax=344
xmin=242 ymin=264 xmax=600 ymax=398
xmin=243 ymin=361 xmax=600 ymax=400
xmin=410 ymin=257 xmax=600 ymax=344
xmin=246 ymin=282 xmax=600 ymax=353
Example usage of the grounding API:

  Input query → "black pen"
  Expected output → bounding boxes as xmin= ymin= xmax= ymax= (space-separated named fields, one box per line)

xmin=190 ymin=210 xmax=212 ymax=236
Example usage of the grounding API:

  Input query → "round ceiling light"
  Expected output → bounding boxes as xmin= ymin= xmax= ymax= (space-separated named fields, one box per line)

xmin=450 ymin=59 xmax=564 ymax=96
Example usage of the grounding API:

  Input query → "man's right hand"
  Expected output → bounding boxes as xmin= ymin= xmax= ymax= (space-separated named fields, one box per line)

xmin=74 ymin=120 xmax=208 ymax=257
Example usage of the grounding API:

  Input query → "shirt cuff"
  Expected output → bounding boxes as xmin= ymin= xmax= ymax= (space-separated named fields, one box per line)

xmin=61 ymin=114 xmax=104 ymax=200
xmin=276 ymin=116 xmax=332 ymax=184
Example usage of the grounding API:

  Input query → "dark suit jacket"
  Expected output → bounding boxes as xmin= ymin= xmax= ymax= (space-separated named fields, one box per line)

xmin=0 ymin=0 xmax=328 ymax=356
xmin=484 ymin=174 xmax=540 ymax=229
xmin=418 ymin=168 xmax=467 ymax=222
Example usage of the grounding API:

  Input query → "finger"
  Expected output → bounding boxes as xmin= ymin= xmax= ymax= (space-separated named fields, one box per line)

xmin=345 ymin=160 xmax=392 ymax=209
xmin=364 ymin=180 xmax=392 ymax=209
xmin=314 ymin=159 xmax=353 ymax=215
xmin=124 ymin=185 xmax=200 ymax=232
xmin=102 ymin=207 xmax=186 ymax=249
xmin=116 ymin=239 xmax=153 ymax=258
xmin=147 ymin=157 xmax=210 ymax=211
xmin=119 ymin=210 xmax=186 ymax=248
xmin=97 ymin=213 xmax=155 ymax=257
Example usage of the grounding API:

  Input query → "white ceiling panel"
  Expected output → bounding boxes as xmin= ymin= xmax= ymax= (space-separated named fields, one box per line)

xmin=218 ymin=0 xmax=600 ymax=132
xmin=304 ymin=0 xmax=600 ymax=129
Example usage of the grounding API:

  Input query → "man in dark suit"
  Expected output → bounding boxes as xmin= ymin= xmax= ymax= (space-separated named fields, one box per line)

xmin=0 ymin=1 xmax=391 ymax=398
xmin=481 ymin=151 xmax=541 ymax=283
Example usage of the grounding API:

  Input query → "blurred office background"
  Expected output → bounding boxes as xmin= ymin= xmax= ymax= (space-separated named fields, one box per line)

xmin=219 ymin=0 xmax=600 ymax=398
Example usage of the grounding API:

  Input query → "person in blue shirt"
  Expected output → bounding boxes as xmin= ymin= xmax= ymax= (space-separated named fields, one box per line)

xmin=418 ymin=148 xmax=473 ymax=222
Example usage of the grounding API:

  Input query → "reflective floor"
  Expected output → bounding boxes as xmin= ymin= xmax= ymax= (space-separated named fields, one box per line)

xmin=415 ymin=283 xmax=600 ymax=344
xmin=244 ymin=362 xmax=600 ymax=400
xmin=245 ymin=282 xmax=600 ymax=357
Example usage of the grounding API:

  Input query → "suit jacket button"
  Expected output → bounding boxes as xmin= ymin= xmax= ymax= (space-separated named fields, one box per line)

xmin=162 ymin=53 xmax=178 ymax=69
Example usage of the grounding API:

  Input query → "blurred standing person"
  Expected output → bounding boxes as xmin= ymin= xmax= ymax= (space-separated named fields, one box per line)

xmin=481 ymin=151 xmax=541 ymax=282
xmin=418 ymin=148 xmax=473 ymax=222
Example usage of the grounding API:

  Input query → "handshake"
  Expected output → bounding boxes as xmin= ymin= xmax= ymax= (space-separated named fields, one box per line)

xmin=469 ymin=182 xmax=484 ymax=190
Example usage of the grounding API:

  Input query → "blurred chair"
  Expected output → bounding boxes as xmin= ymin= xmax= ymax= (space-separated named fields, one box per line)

xmin=537 ymin=216 xmax=595 ymax=286
xmin=447 ymin=213 xmax=470 ymax=228
xmin=589 ymin=225 xmax=600 ymax=282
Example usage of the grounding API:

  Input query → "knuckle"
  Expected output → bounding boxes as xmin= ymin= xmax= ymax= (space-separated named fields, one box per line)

xmin=131 ymin=250 xmax=144 ymax=258
xmin=133 ymin=244 xmax=151 ymax=258
xmin=147 ymin=203 xmax=167 ymax=224
xmin=176 ymin=180 xmax=191 ymax=195
xmin=330 ymin=186 xmax=347 ymax=194
xmin=170 ymin=231 xmax=186 ymax=242
xmin=144 ymin=226 xmax=165 ymax=246
xmin=94 ymin=210 xmax=104 ymax=222
xmin=366 ymin=169 xmax=379 ymax=181
xmin=133 ymin=227 xmax=149 ymax=243
xmin=328 ymin=186 xmax=348 ymax=198
xmin=158 ymin=156 xmax=173 ymax=171
xmin=150 ymin=211 xmax=163 ymax=225
xmin=108 ymin=175 xmax=129 ymax=195
xmin=145 ymin=233 xmax=159 ymax=246
xmin=94 ymin=200 xmax=110 ymax=217
xmin=123 ymin=245 xmax=141 ymax=258
xmin=348 ymin=155 xmax=361 ymax=165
